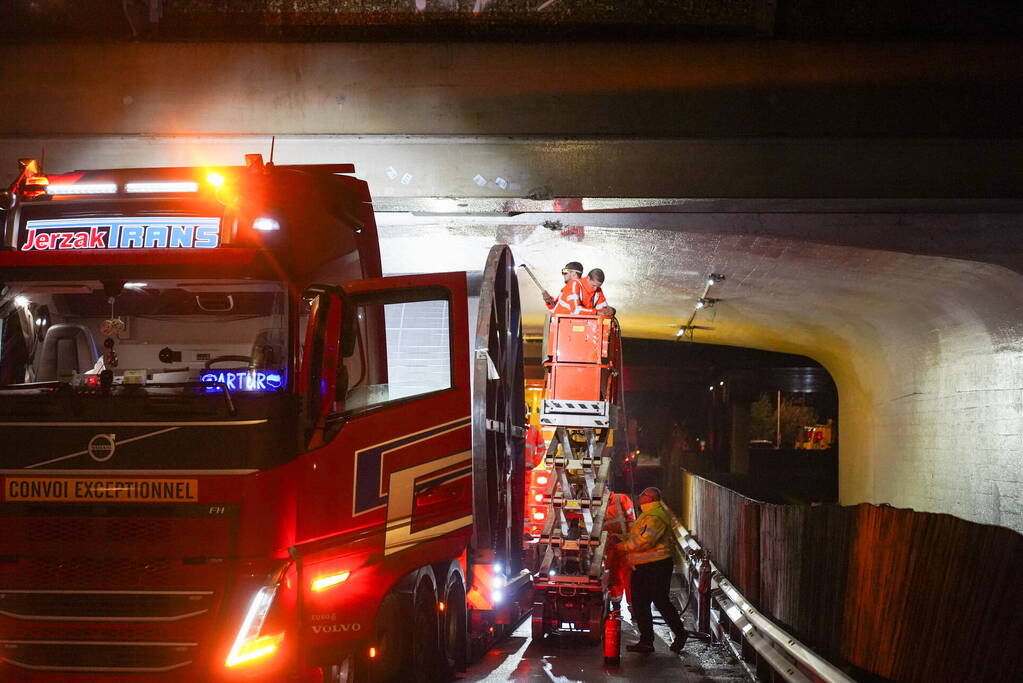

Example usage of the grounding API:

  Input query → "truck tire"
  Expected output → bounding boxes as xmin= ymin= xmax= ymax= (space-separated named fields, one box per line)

xmin=322 ymin=656 xmax=369 ymax=683
xmin=439 ymin=571 xmax=468 ymax=676
xmin=374 ymin=592 xmax=406 ymax=681
xmin=323 ymin=592 xmax=404 ymax=683
xmin=408 ymin=580 xmax=441 ymax=683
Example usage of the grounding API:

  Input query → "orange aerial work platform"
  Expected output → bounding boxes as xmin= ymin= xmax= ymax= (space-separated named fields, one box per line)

xmin=540 ymin=315 xmax=619 ymax=429
xmin=530 ymin=313 xmax=625 ymax=644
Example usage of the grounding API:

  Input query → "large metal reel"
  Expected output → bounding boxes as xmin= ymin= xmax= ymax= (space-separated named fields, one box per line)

xmin=471 ymin=244 xmax=525 ymax=571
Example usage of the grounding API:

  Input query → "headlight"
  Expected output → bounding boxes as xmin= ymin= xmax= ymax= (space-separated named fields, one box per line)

xmin=225 ymin=568 xmax=289 ymax=669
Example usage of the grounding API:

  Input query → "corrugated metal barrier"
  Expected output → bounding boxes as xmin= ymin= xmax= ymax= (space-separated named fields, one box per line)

xmin=679 ymin=471 xmax=1023 ymax=682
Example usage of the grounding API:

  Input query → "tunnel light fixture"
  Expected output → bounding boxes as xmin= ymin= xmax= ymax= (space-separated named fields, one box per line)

xmin=14 ymin=295 xmax=30 ymax=309
xmin=696 ymin=297 xmax=718 ymax=309
xmin=126 ymin=181 xmax=199 ymax=194
xmin=46 ymin=183 xmax=117 ymax=195
xmin=124 ymin=282 xmax=148 ymax=289
xmin=706 ymin=273 xmax=726 ymax=287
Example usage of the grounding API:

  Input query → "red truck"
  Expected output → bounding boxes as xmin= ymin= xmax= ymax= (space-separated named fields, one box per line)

xmin=0 ymin=156 xmax=528 ymax=682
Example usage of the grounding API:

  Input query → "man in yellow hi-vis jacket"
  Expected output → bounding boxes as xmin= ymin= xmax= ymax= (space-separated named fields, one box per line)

xmin=615 ymin=487 xmax=687 ymax=654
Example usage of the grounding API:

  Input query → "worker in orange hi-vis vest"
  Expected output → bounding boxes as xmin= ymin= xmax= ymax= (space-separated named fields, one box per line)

xmin=542 ymin=261 xmax=588 ymax=316
xmin=525 ymin=420 xmax=546 ymax=468
xmin=603 ymin=484 xmax=636 ymax=606
xmin=582 ymin=268 xmax=617 ymax=317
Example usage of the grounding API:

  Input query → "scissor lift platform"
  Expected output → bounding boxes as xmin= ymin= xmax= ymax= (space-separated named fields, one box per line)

xmin=530 ymin=314 xmax=623 ymax=643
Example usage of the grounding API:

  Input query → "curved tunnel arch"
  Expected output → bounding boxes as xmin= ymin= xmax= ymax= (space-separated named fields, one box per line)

xmin=377 ymin=221 xmax=1023 ymax=533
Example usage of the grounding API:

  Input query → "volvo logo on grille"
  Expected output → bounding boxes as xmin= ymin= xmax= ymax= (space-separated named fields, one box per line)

xmin=87 ymin=434 xmax=117 ymax=462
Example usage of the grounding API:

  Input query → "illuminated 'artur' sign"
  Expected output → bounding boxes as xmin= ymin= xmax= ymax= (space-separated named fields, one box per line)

xmin=19 ymin=217 xmax=221 ymax=251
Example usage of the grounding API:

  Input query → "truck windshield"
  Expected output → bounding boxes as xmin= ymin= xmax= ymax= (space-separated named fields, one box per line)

xmin=0 ymin=279 xmax=288 ymax=393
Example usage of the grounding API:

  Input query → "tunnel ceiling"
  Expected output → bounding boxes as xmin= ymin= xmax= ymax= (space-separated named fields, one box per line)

xmin=5 ymin=1 xmax=1020 ymax=41
xmin=378 ymin=219 xmax=1022 ymax=363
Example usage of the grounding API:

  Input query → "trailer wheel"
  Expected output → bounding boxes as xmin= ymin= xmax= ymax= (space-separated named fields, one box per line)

xmin=408 ymin=581 xmax=440 ymax=683
xmin=439 ymin=573 xmax=468 ymax=676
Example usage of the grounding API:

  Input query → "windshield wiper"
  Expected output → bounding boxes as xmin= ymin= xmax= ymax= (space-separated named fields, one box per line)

xmin=0 ymin=382 xmax=63 ymax=392
xmin=0 ymin=380 xmax=238 ymax=415
xmin=143 ymin=381 xmax=237 ymax=416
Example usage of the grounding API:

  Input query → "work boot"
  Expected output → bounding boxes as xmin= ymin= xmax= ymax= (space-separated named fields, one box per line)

xmin=669 ymin=634 xmax=687 ymax=654
xmin=626 ymin=642 xmax=655 ymax=653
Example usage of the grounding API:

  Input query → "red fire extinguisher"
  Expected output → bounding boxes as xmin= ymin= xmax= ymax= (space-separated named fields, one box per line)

xmin=604 ymin=608 xmax=622 ymax=666
xmin=697 ymin=553 xmax=712 ymax=634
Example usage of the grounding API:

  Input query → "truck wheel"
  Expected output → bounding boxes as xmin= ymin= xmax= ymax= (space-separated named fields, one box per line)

xmin=439 ymin=573 xmax=468 ymax=676
xmin=408 ymin=581 xmax=440 ymax=683
xmin=322 ymin=656 xmax=369 ymax=683
xmin=323 ymin=592 xmax=404 ymax=683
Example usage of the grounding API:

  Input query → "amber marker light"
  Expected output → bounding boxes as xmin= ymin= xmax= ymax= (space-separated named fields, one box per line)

xmin=311 ymin=570 xmax=351 ymax=592
xmin=225 ymin=632 xmax=284 ymax=668
xmin=206 ymin=171 xmax=225 ymax=188
xmin=368 ymin=647 xmax=378 ymax=659
xmin=438 ymin=601 xmax=446 ymax=612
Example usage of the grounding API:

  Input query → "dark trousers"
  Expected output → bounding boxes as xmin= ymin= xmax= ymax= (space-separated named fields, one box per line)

xmin=629 ymin=557 xmax=686 ymax=644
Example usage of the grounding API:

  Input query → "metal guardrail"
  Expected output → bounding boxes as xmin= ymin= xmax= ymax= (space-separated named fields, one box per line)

xmin=670 ymin=517 xmax=855 ymax=683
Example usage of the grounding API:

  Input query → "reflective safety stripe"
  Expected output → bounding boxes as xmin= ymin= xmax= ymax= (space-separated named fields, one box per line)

xmin=605 ymin=494 xmax=636 ymax=534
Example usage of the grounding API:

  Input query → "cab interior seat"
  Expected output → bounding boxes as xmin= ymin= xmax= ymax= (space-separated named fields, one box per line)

xmin=36 ymin=324 xmax=98 ymax=381
xmin=251 ymin=328 xmax=285 ymax=368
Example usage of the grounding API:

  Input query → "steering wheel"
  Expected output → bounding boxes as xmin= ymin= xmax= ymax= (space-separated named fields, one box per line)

xmin=204 ymin=355 xmax=253 ymax=370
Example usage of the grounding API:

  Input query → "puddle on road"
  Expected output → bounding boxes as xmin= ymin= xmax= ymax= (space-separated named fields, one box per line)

xmin=461 ymin=598 xmax=750 ymax=682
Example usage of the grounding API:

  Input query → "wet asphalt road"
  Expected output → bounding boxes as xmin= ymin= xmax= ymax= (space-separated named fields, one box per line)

xmin=461 ymin=599 xmax=749 ymax=682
